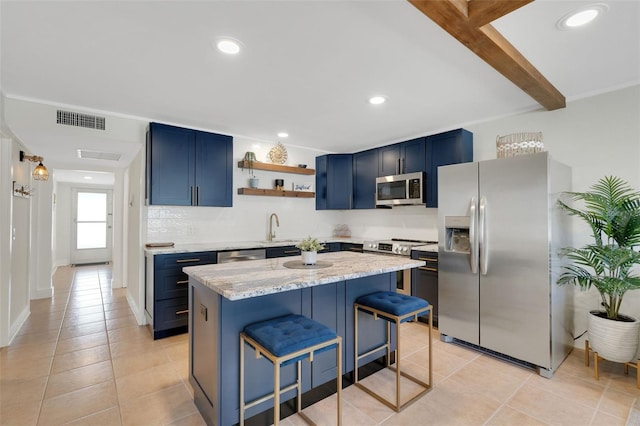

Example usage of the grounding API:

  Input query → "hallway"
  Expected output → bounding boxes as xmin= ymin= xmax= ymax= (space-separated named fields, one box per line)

xmin=1 ymin=265 xmax=639 ymax=425
xmin=0 ymin=265 xmax=199 ymax=425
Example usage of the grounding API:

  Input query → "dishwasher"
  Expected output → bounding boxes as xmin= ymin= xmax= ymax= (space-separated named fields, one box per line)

xmin=217 ymin=249 xmax=266 ymax=263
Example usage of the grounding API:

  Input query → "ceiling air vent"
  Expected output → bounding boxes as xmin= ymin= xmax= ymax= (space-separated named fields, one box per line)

xmin=57 ymin=110 xmax=106 ymax=130
xmin=77 ymin=149 xmax=122 ymax=161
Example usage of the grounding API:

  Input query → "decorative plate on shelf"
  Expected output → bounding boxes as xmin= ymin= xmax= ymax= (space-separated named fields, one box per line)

xmin=268 ymin=142 xmax=288 ymax=164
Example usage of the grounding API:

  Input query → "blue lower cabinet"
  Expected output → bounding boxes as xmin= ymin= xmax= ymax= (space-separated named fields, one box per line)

xmin=319 ymin=242 xmax=340 ymax=253
xmin=152 ymin=251 xmax=216 ymax=339
xmin=154 ymin=298 xmax=189 ymax=333
xmin=341 ymin=243 xmax=363 ymax=253
xmin=266 ymin=245 xmax=301 ymax=258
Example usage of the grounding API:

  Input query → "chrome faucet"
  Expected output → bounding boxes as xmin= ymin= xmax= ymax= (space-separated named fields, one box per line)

xmin=268 ymin=213 xmax=280 ymax=242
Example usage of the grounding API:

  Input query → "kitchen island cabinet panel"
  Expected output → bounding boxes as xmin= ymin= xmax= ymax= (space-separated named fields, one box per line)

xmin=311 ymin=282 xmax=346 ymax=387
xmin=185 ymin=252 xmax=422 ymax=425
xmin=344 ymin=273 xmax=395 ymax=373
xmin=193 ymin=286 xmax=304 ymax=425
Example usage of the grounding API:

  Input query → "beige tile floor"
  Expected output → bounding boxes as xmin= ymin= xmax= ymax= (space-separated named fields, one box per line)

xmin=1 ymin=264 xmax=639 ymax=425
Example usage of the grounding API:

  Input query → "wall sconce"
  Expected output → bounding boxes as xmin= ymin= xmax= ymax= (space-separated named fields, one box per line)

xmin=20 ymin=150 xmax=49 ymax=181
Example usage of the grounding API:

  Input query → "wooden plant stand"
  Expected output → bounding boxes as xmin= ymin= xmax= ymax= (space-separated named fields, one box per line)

xmin=585 ymin=339 xmax=640 ymax=388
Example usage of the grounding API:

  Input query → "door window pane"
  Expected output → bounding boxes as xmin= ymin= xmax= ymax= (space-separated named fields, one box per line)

xmin=76 ymin=223 xmax=107 ymax=249
xmin=77 ymin=192 xmax=107 ymax=221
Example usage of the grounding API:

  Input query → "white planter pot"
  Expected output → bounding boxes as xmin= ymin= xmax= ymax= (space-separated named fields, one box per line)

xmin=249 ymin=178 xmax=259 ymax=188
xmin=588 ymin=310 xmax=640 ymax=363
xmin=301 ymin=251 xmax=317 ymax=265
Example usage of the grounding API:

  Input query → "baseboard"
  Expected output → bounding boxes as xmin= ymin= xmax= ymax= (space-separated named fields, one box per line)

xmin=8 ymin=304 xmax=30 ymax=345
xmin=31 ymin=286 xmax=53 ymax=300
xmin=126 ymin=291 xmax=147 ymax=325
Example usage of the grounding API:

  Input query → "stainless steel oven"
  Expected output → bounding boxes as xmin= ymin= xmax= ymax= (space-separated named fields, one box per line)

xmin=363 ymin=239 xmax=437 ymax=295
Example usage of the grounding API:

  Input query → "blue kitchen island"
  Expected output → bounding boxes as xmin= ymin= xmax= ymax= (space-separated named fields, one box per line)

xmin=184 ymin=251 xmax=424 ymax=426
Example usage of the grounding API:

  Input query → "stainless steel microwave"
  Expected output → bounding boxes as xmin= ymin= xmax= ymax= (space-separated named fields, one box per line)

xmin=375 ymin=172 xmax=425 ymax=207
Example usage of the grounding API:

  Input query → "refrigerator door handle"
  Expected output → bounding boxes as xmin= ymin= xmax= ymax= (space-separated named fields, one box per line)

xmin=469 ymin=196 xmax=478 ymax=274
xmin=479 ymin=196 xmax=489 ymax=275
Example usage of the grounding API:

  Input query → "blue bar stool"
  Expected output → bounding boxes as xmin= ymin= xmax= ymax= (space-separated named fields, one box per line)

xmin=240 ymin=314 xmax=342 ymax=425
xmin=354 ymin=291 xmax=432 ymax=412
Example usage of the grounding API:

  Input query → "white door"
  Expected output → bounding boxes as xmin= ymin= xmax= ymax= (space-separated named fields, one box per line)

xmin=71 ymin=189 xmax=113 ymax=265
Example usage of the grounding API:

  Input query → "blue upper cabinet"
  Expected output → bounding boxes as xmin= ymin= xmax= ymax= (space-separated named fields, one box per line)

xmin=353 ymin=149 xmax=378 ymax=209
xmin=425 ymin=128 xmax=473 ymax=207
xmin=147 ymin=122 xmax=233 ymax=207
xmin=195 ymin=131 xmax=233 ymax=207
xmin=316 ymin=154 xmax=353 ymax=210
xmin=378 ymin=137 xmax=426 ymax=176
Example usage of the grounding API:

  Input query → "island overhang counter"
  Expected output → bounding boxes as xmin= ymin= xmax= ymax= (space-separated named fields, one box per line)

xmin=184 ymin=251 xmax=425 ymax=426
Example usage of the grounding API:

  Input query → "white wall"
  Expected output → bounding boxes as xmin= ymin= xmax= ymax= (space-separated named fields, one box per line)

xmin=464 ymin=85 xmax=640 ymax=346
xmin=126 ymin=149 xmax=146 ymax=324
xmin=53 ymin=182 xmax=73 ymax=267
xmin=0 ymin=135 xmax=12 ymax=347
xmin=30 ymin=175 xmax=54 ymax=299
xmin=7 ymin=138 xmax=32 ymax=341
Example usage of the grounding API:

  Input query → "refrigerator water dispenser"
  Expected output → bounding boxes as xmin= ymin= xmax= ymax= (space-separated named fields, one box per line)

xmin=444 ymin=216 xmax=471 ymax=253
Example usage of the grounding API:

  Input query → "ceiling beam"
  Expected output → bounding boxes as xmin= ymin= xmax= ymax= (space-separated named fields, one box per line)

xmin=408 ymin=0 xmax=566 ymax=110
xmin=468 ymin=0 xmax=535 ymax=28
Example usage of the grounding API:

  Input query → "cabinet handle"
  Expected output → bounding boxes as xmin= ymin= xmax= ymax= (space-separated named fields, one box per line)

xmin=284 ymin=250 xmax=300 ymax=254
xmin=196 ymin=186 xmax=200 ymax=206
xmin=176 ymin=258 xmax=201 ymax=263
xmin=418 ymin=257 xmax=438 ymax=262
xmin=176 ymin=280 xmax=188 ymax=285
xmin=176 ymin=309 xmax=189 ymax=315
xmin=190 ymin=186 xmax=194 ymax=206
xmin=397 ymin=158 xmax=401 ymax=175
xmin=402 ymin=158 xmax=405 ymax=174
xmin=419 ymin=267 xmax=438 ymax=272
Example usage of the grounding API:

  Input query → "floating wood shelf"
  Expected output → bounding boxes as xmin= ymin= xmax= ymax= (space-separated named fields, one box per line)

xmin=237 ymin=188 xmax=315 ymax=198
xmin=237 ymin=160 xmax=315 ymax=175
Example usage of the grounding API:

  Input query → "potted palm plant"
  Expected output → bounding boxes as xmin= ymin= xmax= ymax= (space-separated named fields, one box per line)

xmin=296 ymin=237 xmax=325 ymax=265
xmin=558 ymin=176 xmax=640 ymax=363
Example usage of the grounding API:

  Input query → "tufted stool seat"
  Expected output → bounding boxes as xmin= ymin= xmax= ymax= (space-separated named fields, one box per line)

xmin=240 ymin=314 xmax=342 ymax=425
xmin=354 ymin=291 xmax=432 ymax=412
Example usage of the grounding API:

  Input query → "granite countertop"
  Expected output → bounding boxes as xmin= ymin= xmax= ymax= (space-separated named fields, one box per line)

xmin=183 ymin=251 xmax=425 ymax=301
xmin=144 ymin=237 xmax=364 ymax=255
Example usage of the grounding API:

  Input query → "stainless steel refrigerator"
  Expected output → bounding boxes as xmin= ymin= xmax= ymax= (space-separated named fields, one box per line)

xmin=437 ymin=152 xmax=573 ymax=377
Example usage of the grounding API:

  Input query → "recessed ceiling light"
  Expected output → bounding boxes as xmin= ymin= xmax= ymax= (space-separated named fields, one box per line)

xmin=277 ymin=132 xmax=289 ymax=138
xmin=369 ymin=96 xmax=387 ymax=105
xmin=216 ymin=38 xmax=241 ymax=55
xmin=557 ymin=3 xmax=608 ymax=30
xmin=83 ymin=176 xmax=93 ymax=180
